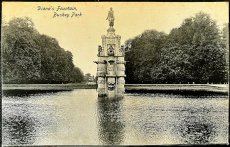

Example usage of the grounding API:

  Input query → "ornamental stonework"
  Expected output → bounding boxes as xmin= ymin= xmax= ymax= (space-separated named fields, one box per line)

xmin=94 ymin=8 xmax=126 ymax=99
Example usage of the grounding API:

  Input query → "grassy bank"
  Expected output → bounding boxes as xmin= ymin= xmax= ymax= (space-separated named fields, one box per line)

xmin=2 ymin=83 xmax=97 ymax=91
xmin=2 ymin=84 xmax=228 ymax=94
xmin=125 ymin=84 xmax=228 ymax=95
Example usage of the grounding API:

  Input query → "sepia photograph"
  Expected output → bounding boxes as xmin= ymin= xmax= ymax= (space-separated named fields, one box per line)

xmin=1 ymin=1 xmax=229 ymax=146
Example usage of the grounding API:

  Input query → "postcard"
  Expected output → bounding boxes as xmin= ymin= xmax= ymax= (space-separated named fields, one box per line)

xmin=1 ymin=1 xmax=229 ymax=146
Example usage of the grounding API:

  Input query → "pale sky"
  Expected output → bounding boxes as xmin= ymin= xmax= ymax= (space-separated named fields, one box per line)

xmin=2 ymin=2 xmax=229 ymax=76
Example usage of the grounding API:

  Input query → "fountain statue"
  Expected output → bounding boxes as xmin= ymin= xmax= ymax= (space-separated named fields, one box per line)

xmin=94 ymin=8 xmax=126 ymax=99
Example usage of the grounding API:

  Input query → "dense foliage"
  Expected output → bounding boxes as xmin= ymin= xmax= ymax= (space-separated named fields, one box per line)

xmin=2 ymin=17 xmax=84 ymax=84
xmin=125 ymin=12 xmax=228 ymax=84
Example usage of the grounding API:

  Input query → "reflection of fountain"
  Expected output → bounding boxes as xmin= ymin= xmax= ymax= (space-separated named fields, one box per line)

xmin=97 ymin=99 xmax=125 ymax=145
xmin=176 ymin=115 xmax=217 ymax=144
xmin=2 ymin=115 xmax=38 ymax=145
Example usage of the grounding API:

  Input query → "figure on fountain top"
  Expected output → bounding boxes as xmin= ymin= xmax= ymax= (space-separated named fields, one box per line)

xmin=106 ymin=8 xmax=116 ymax=34
xmin=106 ymin=7 xmax=115 ymax=27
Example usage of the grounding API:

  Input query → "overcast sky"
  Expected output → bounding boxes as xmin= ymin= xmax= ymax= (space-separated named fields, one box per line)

xmin=3 ymin=2 xmax=228 ymax=76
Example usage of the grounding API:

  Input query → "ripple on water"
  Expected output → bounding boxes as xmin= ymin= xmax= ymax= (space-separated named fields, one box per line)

xmin=2 ymin=90 xmax=229 ymax=145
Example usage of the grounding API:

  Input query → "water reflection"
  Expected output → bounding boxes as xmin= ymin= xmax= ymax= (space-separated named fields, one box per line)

xmin=2 ymin=114 xmax=38 ymax=145
xmin=2 ymin=90 xmax=228 ymax=145
xmin=175 ymin=115 xmax=217 ymax=144
xmin=97 ymin=98 xmax=125 ymax=145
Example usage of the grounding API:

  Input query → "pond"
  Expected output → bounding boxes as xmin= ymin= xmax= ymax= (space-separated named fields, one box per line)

xmin=2 ymin=89 xmax=228 ymax=145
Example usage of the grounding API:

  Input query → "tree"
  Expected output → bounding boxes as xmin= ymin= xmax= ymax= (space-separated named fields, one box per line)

xmin=70 ymin=67 xmax=84 ymax=83
xmin=167 ymin=12 xmax=220 ymax=47
xmin=156 ymin=45 xmax=192 ymax=83
xmin=2 ymin=17 xmax=41 ymax=83
xmin=220 ymin=23 xmax=229 ymax=83
xmin=125 ymin=30 xmax=167 ymax=83
xmin=2 ymin=17 xmax=84 ymax=84
xmin=166 ymin=12 xmax=227 ymax=84
xmin=125 ymin=12 xmax=228 ymax=84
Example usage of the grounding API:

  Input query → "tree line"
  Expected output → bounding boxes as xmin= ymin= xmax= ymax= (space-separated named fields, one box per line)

xmin=2 ymin=17 xmax=84 ymax=84
xmin=125 ymin=12 xmax=228 ymax=84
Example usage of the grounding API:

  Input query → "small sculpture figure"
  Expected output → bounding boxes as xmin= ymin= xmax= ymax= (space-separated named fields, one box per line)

xmin=106 ymin=8 xmax=115 ymax=27
xmin=107 ymin=45 xmax=114 ymax=56
xmin=120 ymin=45 xmax=125 ymax=55
xmin=98 ymin=45 xmax=103 ymax=56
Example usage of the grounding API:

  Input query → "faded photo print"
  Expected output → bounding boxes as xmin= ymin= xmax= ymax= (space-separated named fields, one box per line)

xmin=1 ymin=1 xmax=229 ymax=146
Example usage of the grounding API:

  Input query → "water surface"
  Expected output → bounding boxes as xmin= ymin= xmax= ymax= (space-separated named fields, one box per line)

xmin=2 ymin=89 xmax=229 ymax=145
